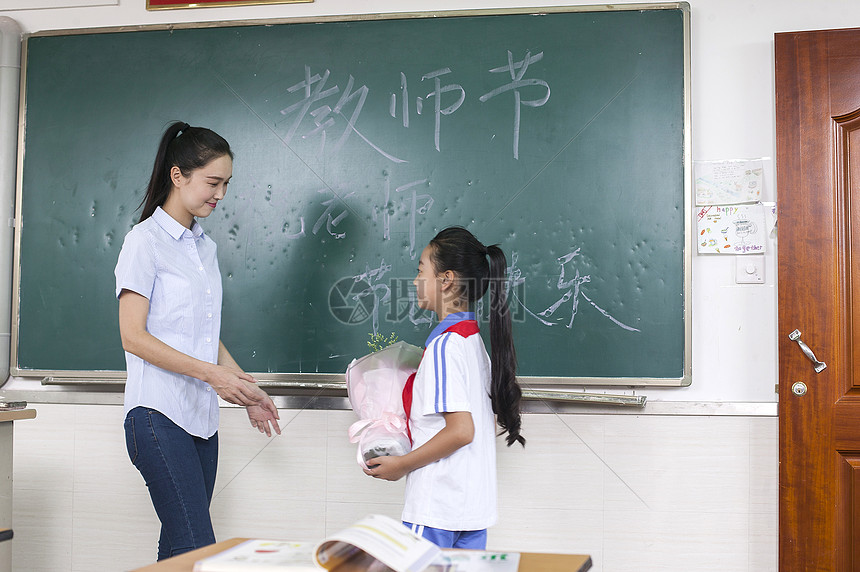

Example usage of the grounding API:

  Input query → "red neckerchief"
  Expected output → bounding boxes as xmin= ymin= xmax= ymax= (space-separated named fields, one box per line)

xmin=401 ymin=320 xmax=480 ymax=444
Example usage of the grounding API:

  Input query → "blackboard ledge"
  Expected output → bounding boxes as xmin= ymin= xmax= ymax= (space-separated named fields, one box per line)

xmin=11 ymin=369 xmax=692 ymax=388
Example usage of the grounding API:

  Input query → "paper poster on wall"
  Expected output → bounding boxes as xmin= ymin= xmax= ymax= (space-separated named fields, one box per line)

xmin=694 ymin=159 xmax=763 ymax=205
xmin=696 ymin=204 xmax=767 ymax=254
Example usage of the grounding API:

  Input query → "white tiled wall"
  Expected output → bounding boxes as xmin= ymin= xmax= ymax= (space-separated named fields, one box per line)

xmin=10 ymin=404 xmax=777 ymax=571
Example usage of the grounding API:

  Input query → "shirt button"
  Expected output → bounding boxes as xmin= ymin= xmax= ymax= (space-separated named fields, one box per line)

xmin=207 ymin=313 xmax=213 ymax=318
xmin=206 ymin=289 xmax=211 ymax=294
xmin=206 ymin=337 xmax=211 ymax=343
xmin=206 ymin=387 xmax=211 ymax=392
xmin=199 ymin=266 xmax=204 ymax=271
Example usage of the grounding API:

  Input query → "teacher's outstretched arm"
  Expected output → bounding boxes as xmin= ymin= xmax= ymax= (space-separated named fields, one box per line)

xmin=119 ymin=289 xmax=269 ymax=407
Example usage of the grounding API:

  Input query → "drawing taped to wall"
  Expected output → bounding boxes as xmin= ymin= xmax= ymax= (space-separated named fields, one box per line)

xmin=696 ymin=204 xmax=767 ymax=254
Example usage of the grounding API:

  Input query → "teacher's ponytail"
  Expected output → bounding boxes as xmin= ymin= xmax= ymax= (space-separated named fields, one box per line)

xmin=139 ymin=121 xmax=233 ymax=222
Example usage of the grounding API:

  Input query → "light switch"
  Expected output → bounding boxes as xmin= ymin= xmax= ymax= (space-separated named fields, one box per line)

xmin=735 ymin=255 xmax=765 ymax=284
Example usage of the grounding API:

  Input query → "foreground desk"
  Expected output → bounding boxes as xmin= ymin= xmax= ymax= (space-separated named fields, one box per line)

xmin=131 ymin=538 xmax=592 ymax=572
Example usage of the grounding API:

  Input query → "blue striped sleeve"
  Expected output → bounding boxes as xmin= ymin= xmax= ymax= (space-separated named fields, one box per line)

xmin=433 ymin=332 xmax=451 ymax=412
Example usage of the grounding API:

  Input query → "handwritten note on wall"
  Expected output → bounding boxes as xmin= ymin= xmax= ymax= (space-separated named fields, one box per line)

xmin=694 ymin=159 xmax=763 ymax=205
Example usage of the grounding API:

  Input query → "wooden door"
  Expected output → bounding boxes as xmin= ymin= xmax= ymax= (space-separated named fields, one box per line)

xmin=776 ymin=27 xmax=860 ymax=570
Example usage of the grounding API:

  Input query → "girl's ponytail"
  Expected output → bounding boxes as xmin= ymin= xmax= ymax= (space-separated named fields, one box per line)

xmin=428 ymin=226 xmax=525 ymax=447
xmin=139 ymin=121 xmax=232 ymax=222
xmin=486 ymin=244 xmax=525 ymax=447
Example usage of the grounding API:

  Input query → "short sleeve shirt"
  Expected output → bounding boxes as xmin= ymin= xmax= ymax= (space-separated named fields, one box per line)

xmin=114 ymin=207 xmax=222 ymax=438
xmin=402 ymin=312 xmax=498 ymax=531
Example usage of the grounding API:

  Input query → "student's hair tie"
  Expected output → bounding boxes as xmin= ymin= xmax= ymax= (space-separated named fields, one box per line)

xmin=177 ymin=122 xmax=191 ymax=136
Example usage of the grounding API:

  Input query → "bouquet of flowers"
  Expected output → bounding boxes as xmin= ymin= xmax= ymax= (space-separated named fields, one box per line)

xmin=346 ymin=340 xmax=422 ymax=469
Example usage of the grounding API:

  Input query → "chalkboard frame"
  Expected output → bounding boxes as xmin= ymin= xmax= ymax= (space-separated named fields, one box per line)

xmin=10 ymin=3 xmax=692 ymax=387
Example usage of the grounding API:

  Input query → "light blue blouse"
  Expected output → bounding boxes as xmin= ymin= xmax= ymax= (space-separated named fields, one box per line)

xmin=114 ymin=207 xmax=222 ymax=438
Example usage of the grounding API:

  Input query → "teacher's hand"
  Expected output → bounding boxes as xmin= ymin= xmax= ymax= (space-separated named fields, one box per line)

xmin=206 ymin=365 xmax=269 ymax=406
xmin=247 ymin=395 xmax=281 ymax=437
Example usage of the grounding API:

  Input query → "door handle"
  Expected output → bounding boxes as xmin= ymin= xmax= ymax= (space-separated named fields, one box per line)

xmin=788 ymin=329 xmax=827 ymax=373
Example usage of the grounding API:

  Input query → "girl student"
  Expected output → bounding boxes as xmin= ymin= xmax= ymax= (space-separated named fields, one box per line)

xmin=365 ymin=226 xmax=525 ymax=549
xmin=115 ymin=122 xmax=281 ymax=560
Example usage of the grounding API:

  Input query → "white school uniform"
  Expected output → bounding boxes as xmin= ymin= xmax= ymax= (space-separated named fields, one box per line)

xmin=402 ymin=312 xmax=498 ymax=531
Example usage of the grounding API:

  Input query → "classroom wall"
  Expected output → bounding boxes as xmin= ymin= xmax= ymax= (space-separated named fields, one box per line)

xmin=12 ymin=403 xmax=778 ymax=572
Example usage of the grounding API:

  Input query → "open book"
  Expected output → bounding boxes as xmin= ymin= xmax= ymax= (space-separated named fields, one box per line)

xmin=193 ymin=514 xmax=441 ymax=572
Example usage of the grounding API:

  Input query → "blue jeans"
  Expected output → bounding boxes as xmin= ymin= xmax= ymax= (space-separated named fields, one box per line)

xmin=124 ymin=407 xmax=218 ymax=561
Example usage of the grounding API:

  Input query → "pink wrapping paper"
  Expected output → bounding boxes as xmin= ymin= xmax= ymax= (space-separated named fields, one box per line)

xmin=346 ymin=341 xmax=422 ymax=469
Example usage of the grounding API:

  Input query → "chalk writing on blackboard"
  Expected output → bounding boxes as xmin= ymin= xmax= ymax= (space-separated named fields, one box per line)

xmin=505 ymin=252 xmax=556 ymax=325
xmin=335 ymin=246 xmax=640 ymax=337
xmin=479 ymin=50 xmax=551 ymax=160
xmin=281 ymin=65 xmax=407 ymax=163
xmin=370 ymin=175 xmax=433 ymax=258
xmin=285 ymin=218 xmax=306 ymax=240
xmin=388 ymin=51 xmax=551 ymax=157
xmin=390 ymin=68 xmax=466 ymax=152
xmin=352 ymin=259 xmax=393 ymax=336
xmin=232 ymin=44 xmax=629 ymax=336
xmin=372 ymin=176 xmax=393 ymax=241
xmin=536 ymin=248 xmax=640 ymax=332
xmin=394 ymin=179 xmax=433 ymax=260
xmin=278 ymin=57 xmax=552 ymax=162
xmin=312 ymin=187 xmax=354 ymax=239
xmin=500 ymin=250 xmax=641 ymax=332
xmin=424 ymin=68 xmax=466 ymax=152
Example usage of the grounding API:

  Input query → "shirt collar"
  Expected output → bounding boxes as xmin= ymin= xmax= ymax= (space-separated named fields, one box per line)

xmin=426 ymin=311 xmax=476 ymax=347
xmin=152 ymin=206 xmax=204 ymax=240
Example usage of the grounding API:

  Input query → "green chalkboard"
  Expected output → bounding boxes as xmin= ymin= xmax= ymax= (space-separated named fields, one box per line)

xmin=13 ymin=5 xmax=691 ymax=385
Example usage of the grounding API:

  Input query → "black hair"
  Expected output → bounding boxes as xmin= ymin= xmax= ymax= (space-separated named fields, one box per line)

xmin=428 ymin=226 xmax=525 ymax=447
xmin=139 ymin=121 xmax=233 ymax=222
